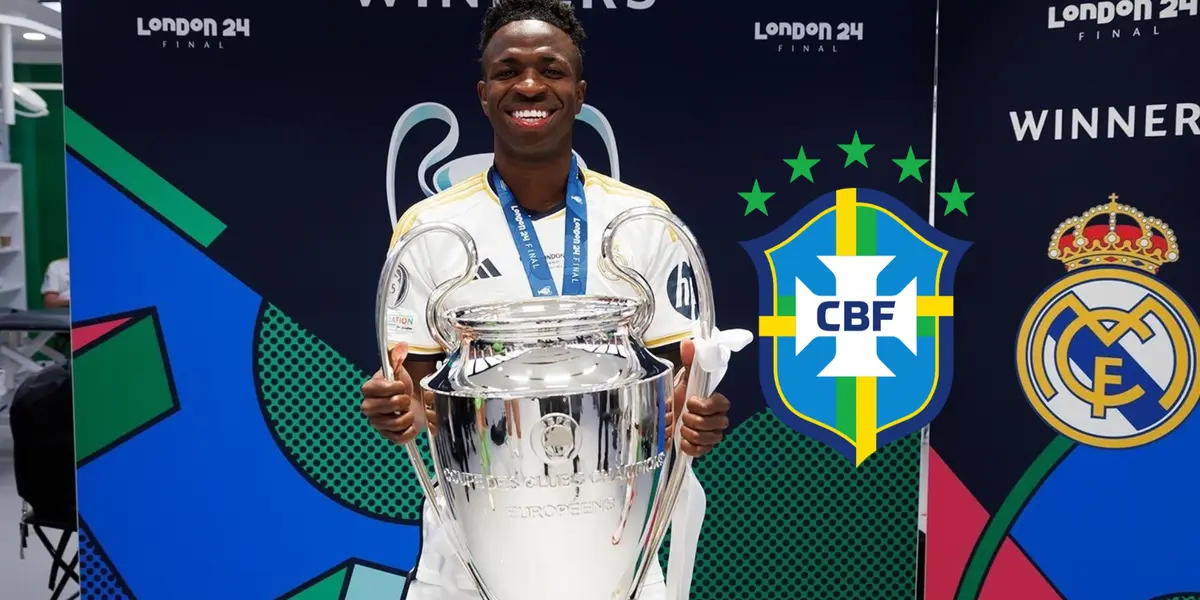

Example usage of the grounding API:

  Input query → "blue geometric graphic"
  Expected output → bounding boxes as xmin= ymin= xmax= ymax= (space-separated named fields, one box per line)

xmin=67 ymin=155 xmax=420 ymax=599
xmin=1012 ymin=406 xmax=1200 ymax=599
xmin=79 ymin=520 xmax=133 ymax=600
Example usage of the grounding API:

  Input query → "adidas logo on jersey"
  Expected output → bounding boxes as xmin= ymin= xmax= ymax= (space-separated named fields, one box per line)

xmin=474 ymin=258 xmax=503 ymax=281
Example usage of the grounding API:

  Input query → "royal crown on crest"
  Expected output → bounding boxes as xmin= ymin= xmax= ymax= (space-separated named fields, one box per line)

xmin=1047 ymin=194 xmax=1180 ymax=275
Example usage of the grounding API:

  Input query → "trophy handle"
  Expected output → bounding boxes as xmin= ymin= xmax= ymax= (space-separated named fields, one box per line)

xmin=375 ymin=220 xmax=477 ymax=494
xmin=374 ymin=221 xmax=493 ymax=593
xmin=601 ymin=206 xmax=715 ymax=596
xmin=376 ymin=220 xmax=477 ymax=373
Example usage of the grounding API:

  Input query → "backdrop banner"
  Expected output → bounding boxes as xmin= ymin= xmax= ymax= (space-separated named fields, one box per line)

xmin=64 ymin=1 xmax=936 ymax=599
xmin=925 ymin=2 xmax=1200 ymax=599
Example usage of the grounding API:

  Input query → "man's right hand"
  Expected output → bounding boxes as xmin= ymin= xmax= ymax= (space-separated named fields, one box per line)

xmin=361 ymin=342 xmax=426 ymax=444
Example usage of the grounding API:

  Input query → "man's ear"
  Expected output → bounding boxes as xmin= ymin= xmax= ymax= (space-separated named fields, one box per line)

xmin=575 ymin=80 xmax=587 ymax=115
xmin=477 ymin=80 xmax=489 ymax=117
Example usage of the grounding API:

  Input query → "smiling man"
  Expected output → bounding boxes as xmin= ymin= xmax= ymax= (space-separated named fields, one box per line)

xmin=359 ymin=1 xmax=731 ymax=598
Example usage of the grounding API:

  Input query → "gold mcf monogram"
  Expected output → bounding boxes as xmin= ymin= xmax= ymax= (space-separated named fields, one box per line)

xmin=1037 ymin=294 xmax=1174 ymax=418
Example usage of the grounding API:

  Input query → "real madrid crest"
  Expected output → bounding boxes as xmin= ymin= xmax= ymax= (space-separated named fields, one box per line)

xmin=600 ymin=241 xmax=631 ymax=282
xmin=1016 ymin=195 xmax=1200 ymax=448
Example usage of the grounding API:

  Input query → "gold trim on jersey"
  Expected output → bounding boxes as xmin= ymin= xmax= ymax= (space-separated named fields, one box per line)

xmin=483 ymin=166 xmax=587 ymax=212
xmin=584 ymin=170 xmax=672 ymax=211
xmin=645 ymin=329 xmax=693 ymax=349
xmin=584 ymin=170 xmax=678 ymax=242
xmin=388 ymin=341 xmax=445 ymax=355
xmin=390 ymin=173 xmax=489 ymax=248
xmin=482 ymin=173 xmax=501 ymax=205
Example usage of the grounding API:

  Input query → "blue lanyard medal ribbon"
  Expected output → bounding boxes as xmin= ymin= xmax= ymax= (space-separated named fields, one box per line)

xmin=493 ymin=156 xmax=589 ymax=297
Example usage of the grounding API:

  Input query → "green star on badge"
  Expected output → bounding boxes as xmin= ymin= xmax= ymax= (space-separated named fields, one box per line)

xmin=838 ymin=131 xmax=875 ymax=168
xmin=938 ymin=179 xmax=975 ymax=216
xmin=892 ymin=146 xmax=930 ymax=183
xmin=739 ymin=180 xmax=775 ymax=216
xmin=783 ymin=147 xmax=821 ymax=183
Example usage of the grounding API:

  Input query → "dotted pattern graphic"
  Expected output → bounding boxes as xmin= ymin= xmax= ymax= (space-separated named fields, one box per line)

xmin=661 ymin=411 xmax=921 ymax=600
xmin=256 ymin=304 xmax=431 ymax=521
xmin=256 ymin=303 xmax=919 ymax=596
xmin=79 ymin=523 xmax=133 ymax=600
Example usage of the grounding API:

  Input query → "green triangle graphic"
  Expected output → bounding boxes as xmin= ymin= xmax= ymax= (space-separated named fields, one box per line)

xmin=286 ymin=566 xmax=348 ymax=600
xmin=74 ymin=315 xmax=177 ymax=463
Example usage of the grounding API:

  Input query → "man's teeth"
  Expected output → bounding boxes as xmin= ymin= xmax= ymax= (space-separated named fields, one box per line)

xmin=512 ymin=109 xmax=550 ymax=120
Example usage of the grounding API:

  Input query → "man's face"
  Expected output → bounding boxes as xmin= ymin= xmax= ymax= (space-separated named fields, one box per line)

xmin=478 ymin=20 xmax=586 ymax=160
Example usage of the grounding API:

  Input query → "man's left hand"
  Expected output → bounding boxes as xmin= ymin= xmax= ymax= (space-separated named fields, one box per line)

xmin=665 ymin=339 xmax=731 ymax=457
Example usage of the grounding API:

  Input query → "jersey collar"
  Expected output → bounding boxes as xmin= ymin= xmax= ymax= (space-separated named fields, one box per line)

xmin=484 ymin=165 xmax=588 ymax=221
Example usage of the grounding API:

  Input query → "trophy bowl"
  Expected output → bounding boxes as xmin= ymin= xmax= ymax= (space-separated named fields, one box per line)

xmin=375 ymin=207 xmax=715 ymax=600
xmin=422 ymin=295 xmax=675 ymax=600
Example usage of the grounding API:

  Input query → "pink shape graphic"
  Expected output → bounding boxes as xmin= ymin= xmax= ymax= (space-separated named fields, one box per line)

xmin=72 ymin=317 xmax=133 ymax=352
xmin=925 ymin=448 xmax=990 ymax=600
xmin=979 ymin=539 xmax=1062 ymax=600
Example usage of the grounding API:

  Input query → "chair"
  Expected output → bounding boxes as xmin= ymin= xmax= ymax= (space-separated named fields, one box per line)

xmin=9 ymin=362 xmax=78 ymax=600
xmin=19 ymin=501 xmax=79 ymax=600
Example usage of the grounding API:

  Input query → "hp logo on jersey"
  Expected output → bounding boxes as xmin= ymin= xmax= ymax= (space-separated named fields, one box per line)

xmin=1017 ymin=196 xmax=1200 ymax=449
xmin=743 ymin=188 xmax=970 ymax=466
xmin=667 ymin=261 xmax=698 ymax=319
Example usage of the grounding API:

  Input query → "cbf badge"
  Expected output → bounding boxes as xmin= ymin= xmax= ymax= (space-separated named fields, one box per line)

xmin=1016 ymin=196 xmax=1200 ymax=449
xmin=742 ymin=188 xmax=970 ymax=466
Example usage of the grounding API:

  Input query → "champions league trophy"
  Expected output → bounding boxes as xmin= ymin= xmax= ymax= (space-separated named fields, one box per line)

xmin=374 ymin=207 xmax=715 ymax=600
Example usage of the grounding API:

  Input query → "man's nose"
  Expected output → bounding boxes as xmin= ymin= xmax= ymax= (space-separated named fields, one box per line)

xmin=513 ymin=72 xmax=547 ymax=98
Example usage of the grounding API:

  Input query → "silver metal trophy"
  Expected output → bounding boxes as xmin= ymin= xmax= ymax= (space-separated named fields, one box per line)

xmin=374 ymin=206 xmax=714 ymax=600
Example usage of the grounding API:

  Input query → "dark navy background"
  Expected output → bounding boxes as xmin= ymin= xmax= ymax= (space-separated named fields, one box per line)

xmin=63 ymin=0 xmax=938 ymax=432
xmin=932 ymin=0 xmax=1200 ymax=515
xmin=930 ymin=1 xmax=1200 ymax=597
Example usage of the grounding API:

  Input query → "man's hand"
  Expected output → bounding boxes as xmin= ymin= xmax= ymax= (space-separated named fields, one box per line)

xmin=360 ymin=342 xmax=428 ymax=444
xmin=665 ymin=339 xmax=731 ymax=457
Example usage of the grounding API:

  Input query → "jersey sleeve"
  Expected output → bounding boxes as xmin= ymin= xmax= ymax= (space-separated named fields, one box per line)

xmin=384 ymin=215 xmax=446 ymax=358
xmin=639 ymin=219 xmax=698 ymax=350
xmin=41 ymin=261 xmax=68 ymax=295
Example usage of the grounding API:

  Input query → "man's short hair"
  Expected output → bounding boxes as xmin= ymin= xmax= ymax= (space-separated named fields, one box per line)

xmin=479 ymin=0 xmax=587 ymax=70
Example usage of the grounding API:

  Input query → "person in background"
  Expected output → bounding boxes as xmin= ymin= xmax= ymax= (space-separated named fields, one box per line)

xmin=41 ymin=257 xmax=70 ymax=308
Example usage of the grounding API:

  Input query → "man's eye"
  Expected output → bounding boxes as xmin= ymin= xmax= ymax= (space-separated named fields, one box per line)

xmin=495 ymin=70 xmax=515 ymax=78
xmin=544 ymin=69 xmax=563 ymax=77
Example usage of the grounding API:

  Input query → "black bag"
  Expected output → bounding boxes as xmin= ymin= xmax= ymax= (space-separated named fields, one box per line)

xmin=8 ymin=363 xmax=76 ymax=525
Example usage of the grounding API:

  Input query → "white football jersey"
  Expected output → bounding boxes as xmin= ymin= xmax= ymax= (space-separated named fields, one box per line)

xmin=385 ymin=168 xmax=698 ymax=356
